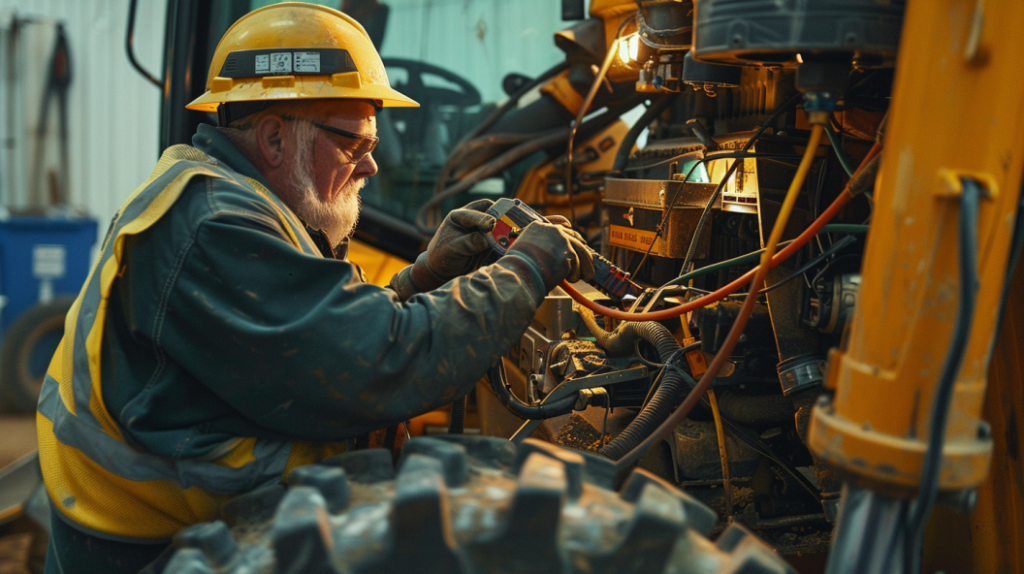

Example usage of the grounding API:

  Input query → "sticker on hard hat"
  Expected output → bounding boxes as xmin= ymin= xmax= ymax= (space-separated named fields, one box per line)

xmin=220 ymin=48 xmax=355 ymax=78
xmin=294 ymin=52 xmax=321 ymax=73
xmin=269 ymin=53 xmax=292 ymax=73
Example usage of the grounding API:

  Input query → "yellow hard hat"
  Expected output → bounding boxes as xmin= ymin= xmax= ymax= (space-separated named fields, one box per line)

xmin=186 ymin=2 xmax=419 ymax=115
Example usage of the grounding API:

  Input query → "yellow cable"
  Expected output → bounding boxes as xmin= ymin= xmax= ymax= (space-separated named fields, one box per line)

xmin=707 ymin=123 xmax=824 ymax=517
xmin=759 ymin=123 xmax=825 ymax=268
xmin=707 ymin=388 xmax=732 ymax=517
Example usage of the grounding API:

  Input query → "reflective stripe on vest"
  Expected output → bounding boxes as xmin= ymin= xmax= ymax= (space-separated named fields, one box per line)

xmin=36 ymin=145 xmax=346 ymax=542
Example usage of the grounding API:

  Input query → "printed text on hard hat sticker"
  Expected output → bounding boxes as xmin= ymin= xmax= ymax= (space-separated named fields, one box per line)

xmin=294 ymin=52 xmax=321 ymax=73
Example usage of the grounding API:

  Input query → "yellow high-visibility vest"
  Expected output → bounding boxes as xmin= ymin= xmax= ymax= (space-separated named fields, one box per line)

xmin=36 ymin=145 xmax=345 ymax=542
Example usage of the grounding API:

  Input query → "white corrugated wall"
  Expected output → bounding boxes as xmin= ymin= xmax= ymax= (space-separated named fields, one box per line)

xmin=0 ymin=0 xmax=167 ymax=228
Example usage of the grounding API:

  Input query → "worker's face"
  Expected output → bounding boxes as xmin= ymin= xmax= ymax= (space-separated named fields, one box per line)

xmin=308 ymin=101 xmax=379 ymax=204
xmin=280 ymin=101 xmax=378 ymax=245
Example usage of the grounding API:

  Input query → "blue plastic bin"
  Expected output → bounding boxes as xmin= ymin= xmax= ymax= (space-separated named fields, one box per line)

xmin=0 ymin=216 xmax=98 ymax=333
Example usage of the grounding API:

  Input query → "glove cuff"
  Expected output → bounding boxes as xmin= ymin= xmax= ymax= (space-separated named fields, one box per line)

xmin=389 ymin=265 xmax=420 ymax=301
xmin=410 ymin=252 xmax=447 ymax=293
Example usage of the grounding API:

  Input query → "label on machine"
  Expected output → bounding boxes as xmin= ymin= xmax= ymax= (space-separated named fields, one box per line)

xmin=608 ymin=224 xmax=658 ymax=252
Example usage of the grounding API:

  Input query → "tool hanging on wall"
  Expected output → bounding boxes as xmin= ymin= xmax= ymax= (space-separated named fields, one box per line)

xmin=29 ymin=23 xmax=71 ymax=210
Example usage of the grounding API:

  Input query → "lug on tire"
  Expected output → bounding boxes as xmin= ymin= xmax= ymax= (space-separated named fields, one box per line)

xmin=0 ymin=297 xmax=75 ymax=413
xmin=148 ymin=436 xmax=795 ymax=574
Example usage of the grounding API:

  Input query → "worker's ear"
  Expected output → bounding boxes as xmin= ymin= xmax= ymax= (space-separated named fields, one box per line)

xmin=254 ymin=115 xmax=287 ymax=168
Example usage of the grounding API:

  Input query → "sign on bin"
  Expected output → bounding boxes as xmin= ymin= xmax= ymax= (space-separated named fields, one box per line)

xmin=32 ymin=245 xmax=67 ymax=279
xmin=32 ymin=245 xmax=66 ymax=303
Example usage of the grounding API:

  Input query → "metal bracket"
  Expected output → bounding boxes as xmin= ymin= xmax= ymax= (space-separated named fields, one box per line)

xmin=509 ymin=365 xmax=650 ymax=443
xmin=937 ymin=170 xmax=998 ymax=198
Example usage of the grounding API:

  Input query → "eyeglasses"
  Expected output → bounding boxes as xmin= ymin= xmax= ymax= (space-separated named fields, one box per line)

xmin=311 ymin=121 xmax=379 ymax=164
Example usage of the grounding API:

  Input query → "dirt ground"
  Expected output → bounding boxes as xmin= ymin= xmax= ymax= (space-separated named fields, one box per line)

xmin=0 ymin=415 xmax=42 ymax=574
xmin=0 ymin=416 xmax=36 ymax=469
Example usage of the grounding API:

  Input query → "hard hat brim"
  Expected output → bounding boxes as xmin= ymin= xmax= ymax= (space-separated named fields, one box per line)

xmin=186 ymin=77 xmax=420 ymax=113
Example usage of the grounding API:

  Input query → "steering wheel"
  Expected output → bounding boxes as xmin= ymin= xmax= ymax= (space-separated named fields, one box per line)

xmin=382 ymin=58 xmax=481 ymax=108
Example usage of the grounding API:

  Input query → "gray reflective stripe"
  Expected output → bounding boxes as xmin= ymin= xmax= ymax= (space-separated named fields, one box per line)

xmin=45 ymin=150 xmax=309 ymax=496
xmin=39 ymin=375 xmax=293 ymax=494
xmin=68 ymin=158 xmax=317 ymax=426
xmin=70 ymin=161 xmax=224 ymax=413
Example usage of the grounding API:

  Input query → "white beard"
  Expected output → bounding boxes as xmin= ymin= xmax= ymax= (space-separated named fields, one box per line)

xmin=287 ymin=122 xmax=363 ymax=246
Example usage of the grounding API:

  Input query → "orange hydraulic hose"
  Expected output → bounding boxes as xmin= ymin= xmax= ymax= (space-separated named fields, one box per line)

xmin=562 ymin=139 xmax=882 ymax=321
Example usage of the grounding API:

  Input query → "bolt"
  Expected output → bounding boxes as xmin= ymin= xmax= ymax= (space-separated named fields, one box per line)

xmin=938 ymin=488 xmax=978 ymax=514
xmin=959 ymin=489 xmax=978 ymax=513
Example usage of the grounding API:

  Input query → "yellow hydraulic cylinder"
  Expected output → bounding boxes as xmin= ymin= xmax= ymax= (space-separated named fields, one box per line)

xmin=808 ymin=0 xmax=1024 ymax=495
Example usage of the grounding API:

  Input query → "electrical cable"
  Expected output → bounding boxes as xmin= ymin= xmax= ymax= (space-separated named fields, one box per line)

xmin=417 ymin=126 xmax=569 ymax=234
xmin=562 ymin=187 xmax=848 ymax=321
xmin=716 ymin=412 xmax=822 ymax=502
xmin=609 ymin=123 xmax=825 ymax=470
xmin=626 ymin=149 xmax=806 ymax=276
xmin=903 ymin=178 xmax=981 ymax=574
xmin=599 ymin=398 xmax=611 ymax=449
xmin=707 ymin=388 xmax=732 ymax=517
xmin=561 ymin=140 xmax=882 ymax=322
xmin=677 ymin=91 xmax=806 ymax=274
xmin=416 ymin=103 xmax=633 ymax=235
xmin=638 ymin=365 xmax=667 ymax=411
xmin=433 ymin=61 xmax=569 ymax=197
xmin=634 ymin=340 xmax=701 ymax=369
xmin=565 ymin=14 xmax=636 ymax=227
xmin=824 ymin=114 xmax=856 ymax=177
xmin=992 ymin=179 xmax=1024 ymax=337
xmin=628 ymin=150 xmax=801 ymax=173
xmin=813 ymin=138 xmax=831 ymax=253
xmin=572 ymin=309 xmax=692 ymax=460
xmin=488 ymin=360 xmax=578 ymax=420
xmin=645 ymin=235 xmax=858 ymax=306
xmin=671 ymin=368 xmax=824 ymax=503
xmin=761 ymin=235 xmax=858 ymax=294
xmin=661 ymin=226 xmax=861 ymax=292
xmin=613 ymin=95 xmax=676 ymax=173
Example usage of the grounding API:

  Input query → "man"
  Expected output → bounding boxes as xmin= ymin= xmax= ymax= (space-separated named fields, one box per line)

xmin=37 ymin=4 xmax=593 ymax=573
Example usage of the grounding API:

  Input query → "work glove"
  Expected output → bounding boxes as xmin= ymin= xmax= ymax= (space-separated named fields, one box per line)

xmin=507 ymin=221 xmax=596 ymax=293
xmin=422 ymin=198 xmax=497 ymax=281
xmin=390 ymin=199 xmax=496 ymax=300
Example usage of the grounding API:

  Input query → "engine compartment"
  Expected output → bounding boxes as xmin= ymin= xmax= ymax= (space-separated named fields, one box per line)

xmin=466 ymin=0 xmax=899 ymax=559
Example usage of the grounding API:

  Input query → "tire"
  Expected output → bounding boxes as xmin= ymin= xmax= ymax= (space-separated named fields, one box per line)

xmin=0 ymin=297 xmax=75 ymax=413
xmin=152 ymin=436 xmax=795 ymax=574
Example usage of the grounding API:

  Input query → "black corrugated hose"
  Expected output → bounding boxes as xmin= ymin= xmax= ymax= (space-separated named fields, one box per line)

xmin=447 ymin=395 xmax=466 ymax=434
xmin=574 ymin=305 xmax=687 ymax=460
xmin=613 ymin=95 xmax=676 ymax=173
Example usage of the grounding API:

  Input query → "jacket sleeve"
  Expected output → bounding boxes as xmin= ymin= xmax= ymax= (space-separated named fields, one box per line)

xmin=160 ymin=207 xmax=548 ymax=442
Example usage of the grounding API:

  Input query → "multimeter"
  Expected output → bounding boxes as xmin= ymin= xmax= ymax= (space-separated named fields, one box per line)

xmin=483 ymin=198 xmax=644 ymax=300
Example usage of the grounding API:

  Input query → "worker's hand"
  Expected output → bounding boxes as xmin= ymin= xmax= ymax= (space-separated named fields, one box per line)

xmin=390 ymin=199 xmax=496 ymax=300
xmin=507 ymin=221 xmax=595 ymax=292
xmin=422 ymin=198 xmax=496 ymax=281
